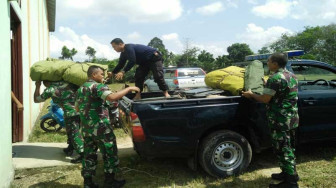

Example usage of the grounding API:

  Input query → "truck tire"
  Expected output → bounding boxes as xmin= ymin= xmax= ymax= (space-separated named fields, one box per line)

xmin=198 ymin=130 xmax=252 ymax=178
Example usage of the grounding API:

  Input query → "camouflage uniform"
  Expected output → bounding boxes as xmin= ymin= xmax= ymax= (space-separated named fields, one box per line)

xmin=37 ymin=81 xmax=84 ymax=154
xmin=76 ymin=79 xmax=120 ymax=178
xmin=263 ymin=68 xmax=299 ymax=175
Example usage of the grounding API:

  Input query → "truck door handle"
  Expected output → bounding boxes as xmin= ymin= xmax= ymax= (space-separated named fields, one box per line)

xmin=303 ymin=99 xmax=317 ymax=105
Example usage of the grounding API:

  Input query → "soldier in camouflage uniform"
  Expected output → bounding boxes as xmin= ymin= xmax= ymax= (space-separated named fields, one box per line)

xmin=75 ymin=65 xmax=139 ymax=188
xmin=34 ymin=80 xmax=84 ymax=163
xmin=242 ymin=53 xmax=300 ymax=188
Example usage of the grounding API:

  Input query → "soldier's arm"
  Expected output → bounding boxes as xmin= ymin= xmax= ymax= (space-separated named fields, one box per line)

xmin=242 ymin=90 xmax=272 ymax=104
xmin=104 ymin=87 xmax=140 ymax=102
xmin=242 ymin=76 xmax=277 ymax=104
xmin=34 ymin=81 xmax=42 ymax=103
xmin=34 ymin=82 xmax=54 ymax=103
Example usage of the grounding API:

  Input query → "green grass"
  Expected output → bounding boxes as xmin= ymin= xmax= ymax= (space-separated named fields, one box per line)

xmin=20 ymin=82 xmax=336 ymax=187
xmin=11 ymin=141 xmax=336 ymax=187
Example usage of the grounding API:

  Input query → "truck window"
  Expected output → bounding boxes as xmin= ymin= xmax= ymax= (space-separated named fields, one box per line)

xmin=292 ymin=65 xmax=336 ymax=90
xmin=164 ymin=69 xmax=175 ymax=79
xmin=291 ymin=65 xmax=336 ymax=81
xmin=178 ymin=69 xmax=205 ymax=77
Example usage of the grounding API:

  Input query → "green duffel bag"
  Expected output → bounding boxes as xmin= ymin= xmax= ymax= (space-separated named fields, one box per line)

xmin=244 ymin=60 xmax=264 ymax=94
xmin=30 ymin=60 xmax=75 ymax=81
xmin=62 ymin=63 xmax=108 ymax=86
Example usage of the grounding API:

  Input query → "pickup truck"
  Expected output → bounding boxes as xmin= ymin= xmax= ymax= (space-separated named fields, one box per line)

xmin=143 ymin=67 xmax=206 ymax=92
xmin=118 ymin=59 xmax=336 ymax=178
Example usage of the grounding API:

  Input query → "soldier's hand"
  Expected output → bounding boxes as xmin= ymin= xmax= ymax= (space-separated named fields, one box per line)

xmin=35 ymin=81 xmax=41 ymax=87
xmin=115 ymin=71 xmax=124 ymax=81
xmin=107 ymin=72 xmax=113 ymax=78
xmin=129 ymin=87 xmax=140 ymax=93
xmin=242 ymin=89 xmax=253 ymax=98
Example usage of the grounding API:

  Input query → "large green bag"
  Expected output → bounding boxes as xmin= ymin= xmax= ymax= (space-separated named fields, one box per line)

xmin=244 ymin=60 xmax=264 ymax=94
xmin=30 ymin=60 xmax=75 ymax=81
xmin=205 ymin=66 xmax=245 ymax=95
xmin=62 ymin=63 xmax=108 ymax=86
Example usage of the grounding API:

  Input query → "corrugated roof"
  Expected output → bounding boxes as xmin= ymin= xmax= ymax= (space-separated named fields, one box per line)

xmin=47 ymin=0 xmax=56 ymax=32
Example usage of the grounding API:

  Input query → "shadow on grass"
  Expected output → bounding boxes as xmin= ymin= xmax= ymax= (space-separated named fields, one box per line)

xmin=247 ymin=140 xmax=336 ymax=172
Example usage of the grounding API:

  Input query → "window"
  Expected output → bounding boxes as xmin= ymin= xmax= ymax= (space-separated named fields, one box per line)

xmin=164 ymin=69 xmax=175 ymax=79
xmin=177 ymin=69 xmax=205 ymax=77
xmin=291 ymin=65 xmax=336 ymax=81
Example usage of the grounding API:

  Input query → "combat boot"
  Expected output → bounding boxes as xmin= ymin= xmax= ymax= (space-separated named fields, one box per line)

xmin=271 ymin=172 xmax=285 ymax=180
xmin=71 ymin=153 xmax=84 ymax=163
xmin=269 ymin=173 xmax=299 ymax=188
xmin=103 ymin=173 xmax=126 ymax=188
xmin=63 ymin=143 xmax=74 ymax=156
xmin=84 ymin=177 xmax=99 ymax=188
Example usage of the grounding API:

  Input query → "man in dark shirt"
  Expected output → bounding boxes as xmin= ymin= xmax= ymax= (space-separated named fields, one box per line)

xmin=110 ymin=38 xmax=170 ymax=100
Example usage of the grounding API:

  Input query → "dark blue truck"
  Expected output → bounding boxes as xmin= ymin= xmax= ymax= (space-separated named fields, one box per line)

xmin=118 ymin=59 xmax=336 ymax=178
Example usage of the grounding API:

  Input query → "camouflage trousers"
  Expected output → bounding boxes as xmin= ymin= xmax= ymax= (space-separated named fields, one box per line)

xmin=64 ymin=115 xmax=84 ymax=154
xmin=81 ymin=124 xmax=120 ymax=178
xmin=270 ymin=128 xmax=297 ymax=175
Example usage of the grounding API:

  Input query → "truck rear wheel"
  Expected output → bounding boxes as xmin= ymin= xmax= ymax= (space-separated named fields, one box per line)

xmin=198 ymin=130 xmax=252 ymax=178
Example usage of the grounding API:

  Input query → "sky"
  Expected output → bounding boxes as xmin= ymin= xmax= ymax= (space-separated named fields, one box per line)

xmin=50 ymin=0 xmax=336 ymax=61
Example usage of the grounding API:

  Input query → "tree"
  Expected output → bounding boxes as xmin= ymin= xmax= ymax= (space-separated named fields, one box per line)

xmin=148 ymin=37 xmax=170 ymax=66
xmin=85 ymin=46 xmax=96 ymax=61
xmin=177 ymin=47 xmax=199 ymax=67
xmin=214 ymin=55 xmax=231 ymax=69
xmin=60 ymin=45 xmax=77 ymax=60
xmin=227 ymin=43 xmax=253 ymax=62
xmin=198 ymin=50 xmax=215 ymax=72
xmin=258 ymin=47 xmax=271 ymax=54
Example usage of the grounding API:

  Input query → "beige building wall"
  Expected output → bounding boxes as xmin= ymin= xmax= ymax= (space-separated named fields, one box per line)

xmin=0 ymin=0 xmax=55 ymax=187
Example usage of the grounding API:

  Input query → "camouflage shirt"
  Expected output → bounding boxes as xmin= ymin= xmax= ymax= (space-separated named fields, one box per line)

xmin=37 ymin=81 xmax=79 ymax=118
xmin=263 ymin=68 xmax=299 ymax=131
xmin=76 ymin=80 xmax=113 ymax=131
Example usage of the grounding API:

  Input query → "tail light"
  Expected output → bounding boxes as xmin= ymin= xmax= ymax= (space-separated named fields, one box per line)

xmin=174 ymin=69 xmax=178 ymax=77
xmin=130 ymin=112 xmax=145 ymax=142
xmin=173 ymin=79 xmax=179 ymax=85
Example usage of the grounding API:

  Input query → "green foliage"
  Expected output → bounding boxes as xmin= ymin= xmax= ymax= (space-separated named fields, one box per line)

xmin=177 ymin=47 xmax=199 ymax=67
xmin=264 ymin=24 xmax=336 ymax=65
xmin=198 ymin=50 xmax=215 ymax=72
xmin=258 ymin=47 xmax=271 ymax=54
xmin=148 ymin=37 xmax=171 ymax=67
xmin=60 ymin=45 xmax=77 ymax=61
xmin=85 ymin=46 xmax=96 ymax=61
xmin=227 ymin=43 xmax=254 ymax=62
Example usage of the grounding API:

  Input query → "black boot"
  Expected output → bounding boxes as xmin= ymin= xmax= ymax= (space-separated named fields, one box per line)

xmin=103 ymin=173 xmax=126 ymax=188
xmin=63 ymin=144 xmax=74 ymax=156
xmin=71 ymin=153 xmax=84 ymax=163
xmin=271 ymin=172 xmax=285 ymax=181
xmin=269 ymin=173 xmax=299 ymax=188
xmin=84 ymin=177 xmax=99 ymax=188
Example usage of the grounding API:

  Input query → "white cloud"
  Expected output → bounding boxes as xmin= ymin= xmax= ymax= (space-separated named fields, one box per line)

xmin=252 ymin=0 xmax=336 ymax=23
xmin=58 ymin=0 xmax=183 ymax=23
xmin=248 ymin=0 xmax=259 ymax=5
xmin=290 ymin=0 xmax=336 ymax=23
xmin=50 ymin=26 xmax=119 ymax=61
xmin=251 ymin=0 xmax=295 ymax=19
xmin=196 ymin=2 xmax=224 ymax=16
xmin=161 ymin=33 xmax=184 ymax=54
xmin=237 ymin=23 xmax=293 ymax=52
xmin=127 ymin=32 xmax=141 ymax=40
xmin=194 ymin=43 xmax=228 ymax=57
xmin=161 ymin=33 xmax=229 ymax=57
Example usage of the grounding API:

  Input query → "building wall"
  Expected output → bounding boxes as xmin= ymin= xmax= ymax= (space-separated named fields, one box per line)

xmin=0 ymin=0 xmax=52 ymax=186
xmin=0 ymin=1 xmax=15 ymax=187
